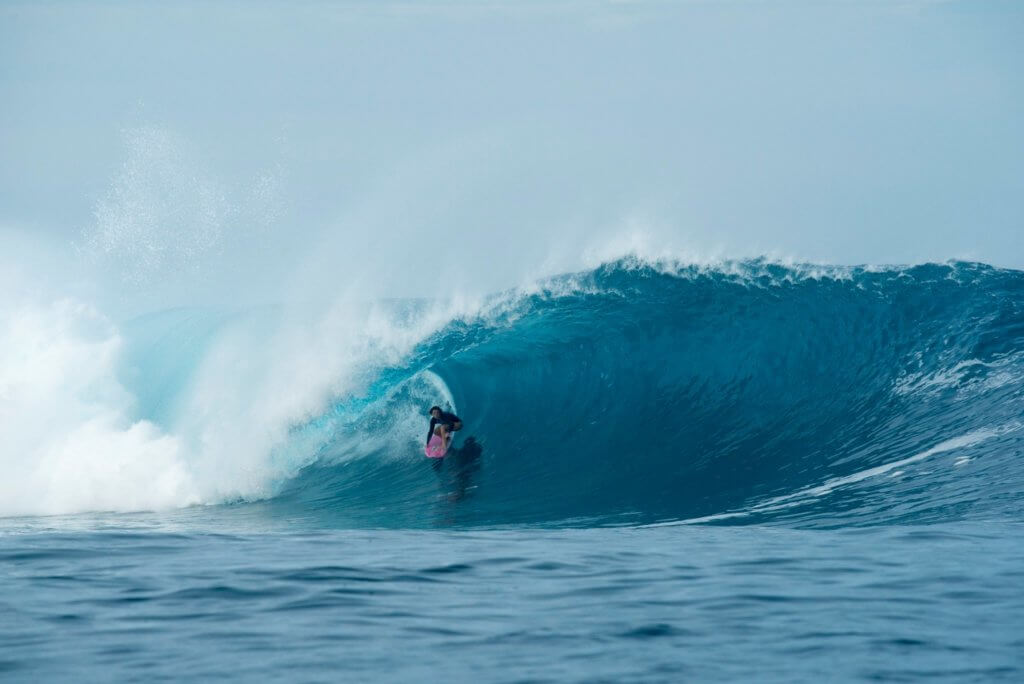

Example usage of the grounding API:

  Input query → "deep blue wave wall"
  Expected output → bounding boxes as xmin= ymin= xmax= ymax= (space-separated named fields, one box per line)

xmin=274 ymin=261 xmax=1024 ymax=527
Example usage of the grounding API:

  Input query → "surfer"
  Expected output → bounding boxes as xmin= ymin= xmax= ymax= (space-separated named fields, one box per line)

xmin=426 ymin=406 xmax=462 ymax=451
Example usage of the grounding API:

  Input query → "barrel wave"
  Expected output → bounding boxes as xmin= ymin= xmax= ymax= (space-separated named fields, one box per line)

xmin=268 ymin=259 xmax=1024 ymax=528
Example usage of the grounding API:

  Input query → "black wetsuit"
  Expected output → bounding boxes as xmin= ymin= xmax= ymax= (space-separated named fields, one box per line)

xmin=426 ymin=410 xmax=462 ymax=446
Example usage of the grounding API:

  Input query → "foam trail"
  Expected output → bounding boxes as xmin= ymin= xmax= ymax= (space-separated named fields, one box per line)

xmin=653 ymin=427 xmax=1008 ymax=527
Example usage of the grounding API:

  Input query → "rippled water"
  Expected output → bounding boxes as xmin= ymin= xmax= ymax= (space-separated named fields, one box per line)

xmin=3 ymin=516 xmax=1022 ymax=682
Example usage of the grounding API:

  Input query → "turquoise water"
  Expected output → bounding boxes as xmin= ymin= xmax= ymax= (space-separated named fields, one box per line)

xmin=3 ymin=260 xmax=1024 ymax=680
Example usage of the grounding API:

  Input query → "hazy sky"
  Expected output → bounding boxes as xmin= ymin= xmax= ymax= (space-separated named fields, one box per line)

xmin=2 ymin=0 xmax=1023 ymax=303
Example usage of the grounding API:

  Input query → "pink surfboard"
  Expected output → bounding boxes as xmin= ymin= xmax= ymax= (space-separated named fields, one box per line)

xmin=424 ymin=434 xmax=450 ymax=459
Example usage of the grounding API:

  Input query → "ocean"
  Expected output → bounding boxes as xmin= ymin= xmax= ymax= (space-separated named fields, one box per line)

xmin=3 ymin=259 xmax=1024 ymax=681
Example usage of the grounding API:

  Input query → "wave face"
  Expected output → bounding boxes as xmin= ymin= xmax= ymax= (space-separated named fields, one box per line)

xmin=268 ymin=260 xmax=1024 ymax=528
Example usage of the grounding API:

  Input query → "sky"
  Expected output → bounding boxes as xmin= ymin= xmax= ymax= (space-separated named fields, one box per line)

xmin=2 ymin=0 xmax=1023 ymax=305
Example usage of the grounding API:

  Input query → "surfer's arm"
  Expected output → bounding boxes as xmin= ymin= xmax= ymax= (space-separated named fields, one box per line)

xmin=426 ymin=418 xmax=437 ymax=445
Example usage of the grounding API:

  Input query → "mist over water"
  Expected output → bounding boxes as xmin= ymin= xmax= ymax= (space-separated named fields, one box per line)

xmin=5 ymin=1 xmax=1024 ymax=281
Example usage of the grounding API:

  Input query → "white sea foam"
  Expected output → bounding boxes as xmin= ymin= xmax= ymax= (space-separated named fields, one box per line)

xmin=894 ymin=352 xmax=1024 ymax=400
xmin=0 ymin=270 xmax=489 ymax=517
xmin=0 ymin=299 xmax=198 ymax=516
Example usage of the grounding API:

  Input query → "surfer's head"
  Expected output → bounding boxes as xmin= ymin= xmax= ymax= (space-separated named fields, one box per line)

xmin=429 ymin=406 xmax=442 ymax=417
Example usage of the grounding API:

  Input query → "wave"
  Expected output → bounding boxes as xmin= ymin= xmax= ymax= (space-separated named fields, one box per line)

xmin=271 ymin=259 xmax=1024 ymax=527
xmin=3 ymin=258 xmax=1024 ymax=527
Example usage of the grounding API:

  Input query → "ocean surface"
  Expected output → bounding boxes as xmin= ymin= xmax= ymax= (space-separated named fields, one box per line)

xmin=3 ymin=259 xmax=1024 ymax=681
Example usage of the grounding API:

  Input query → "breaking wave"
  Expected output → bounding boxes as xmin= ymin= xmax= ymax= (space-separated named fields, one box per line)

xmin=3 ymin=259 xmax=1023 ymax=527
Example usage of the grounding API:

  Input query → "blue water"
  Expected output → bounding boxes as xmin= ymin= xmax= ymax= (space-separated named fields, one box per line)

xmin=3 ymin=260 xmax=1024 ymax=681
